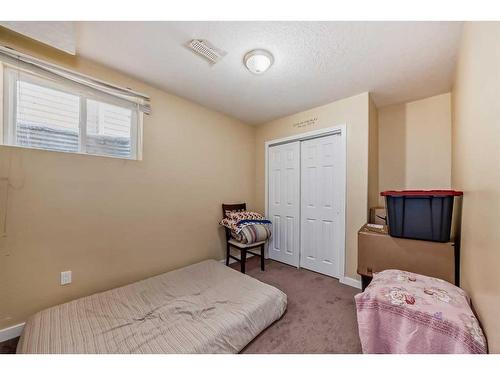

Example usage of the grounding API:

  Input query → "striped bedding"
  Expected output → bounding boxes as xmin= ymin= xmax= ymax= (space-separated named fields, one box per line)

xmin=17 ymin=260 xmax=287 ymax=354
xmin=231 ymin=224 xmax=271 ymax=244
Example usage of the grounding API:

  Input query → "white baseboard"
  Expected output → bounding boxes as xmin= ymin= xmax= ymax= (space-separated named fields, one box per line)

xmin=0 ymin=322 xmax=24 ymax=342
xmin=340 ymin=276 xmax=362 ymax=290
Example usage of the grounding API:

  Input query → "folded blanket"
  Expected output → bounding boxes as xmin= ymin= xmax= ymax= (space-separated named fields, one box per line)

xmin=233 ymin=219 xmax=272 ymax=234
xmin=220 ymin=214 xmax=271 ymax=234
xmin=231 ymin=224 xmax=271 ymax=244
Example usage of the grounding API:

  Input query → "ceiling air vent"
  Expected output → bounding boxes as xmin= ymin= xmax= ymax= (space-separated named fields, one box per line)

xmin=187 ymin=39 xmax=225 ymax=64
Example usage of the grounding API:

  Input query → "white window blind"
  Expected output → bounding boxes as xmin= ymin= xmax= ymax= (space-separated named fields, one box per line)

xmin=16 ymin=79 xmax=81 ymax=153
xmin=86 ymin=99 xmax=134 ymax=158
xmin=2 ymin=67 xmax=141 ymax=159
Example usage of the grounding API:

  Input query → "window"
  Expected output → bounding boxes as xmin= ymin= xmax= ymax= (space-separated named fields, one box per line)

xmin=2 ymin=67 xmax=141 ymax=159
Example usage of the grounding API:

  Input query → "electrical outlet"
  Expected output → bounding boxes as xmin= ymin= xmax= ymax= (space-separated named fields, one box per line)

xmin=60 ymin=270 xmax=72 ymax=285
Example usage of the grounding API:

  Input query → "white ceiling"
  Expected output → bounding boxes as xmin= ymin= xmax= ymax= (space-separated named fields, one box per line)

xmin=75 ymin=21 xmax=462 ymax=124
xmin=1 ymin=21 xmax=76 ymax=54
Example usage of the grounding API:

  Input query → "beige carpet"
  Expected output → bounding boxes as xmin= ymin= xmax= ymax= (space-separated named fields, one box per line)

xmin=233 ymin=257 xmax=362 ymax=354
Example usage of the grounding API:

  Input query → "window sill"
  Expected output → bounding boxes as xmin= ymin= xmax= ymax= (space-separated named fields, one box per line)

xmin=0 ymin=143 xmax=142 ymax=161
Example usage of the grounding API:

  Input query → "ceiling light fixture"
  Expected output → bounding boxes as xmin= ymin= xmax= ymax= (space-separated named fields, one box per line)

xmin=244 ymin=49 xmax=274 ymax=74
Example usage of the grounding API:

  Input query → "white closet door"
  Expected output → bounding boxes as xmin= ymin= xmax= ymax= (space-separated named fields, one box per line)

xmin=300 ymin=134 xmax=343 ymax=278
xmin=268 ymin=141 xmax=300 ymax=267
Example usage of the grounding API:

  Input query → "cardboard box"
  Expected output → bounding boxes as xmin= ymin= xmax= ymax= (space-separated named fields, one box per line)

xmin=369 ymin=206 xmax=387 ymax=225
xmin=358 ymin=224 xmax=456 ymax=284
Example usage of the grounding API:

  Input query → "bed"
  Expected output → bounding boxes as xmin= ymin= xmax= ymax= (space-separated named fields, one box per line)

xmin=17 ymin=259 xmax=287 ymax=354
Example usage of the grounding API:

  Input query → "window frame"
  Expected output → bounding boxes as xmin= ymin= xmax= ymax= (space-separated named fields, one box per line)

xmin=0 ymin=64 xmax=142 ymax=160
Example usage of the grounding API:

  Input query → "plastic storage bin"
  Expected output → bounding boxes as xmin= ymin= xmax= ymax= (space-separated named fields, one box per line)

xmin=381 ymin=190 xmax=463 ymax=242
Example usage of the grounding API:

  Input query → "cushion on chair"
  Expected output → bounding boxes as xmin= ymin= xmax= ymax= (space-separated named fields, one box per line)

xmin=226 ymin=211 xmax=265 ymax=221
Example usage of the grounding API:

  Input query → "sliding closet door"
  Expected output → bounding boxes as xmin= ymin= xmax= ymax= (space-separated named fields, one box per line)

xmin=300 ymin=134 xmax=343 ymax=278
xmin=268 ymin=142 xmax=300 ymax=267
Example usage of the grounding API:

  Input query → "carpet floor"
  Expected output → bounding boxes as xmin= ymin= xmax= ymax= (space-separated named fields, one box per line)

xmin=0 ymin=338 xmax=18 ymax=354
xmin=235 ymin=257 xmax=362 ymax=354
xmin=0 ymin=257 xmax=362 ymax=354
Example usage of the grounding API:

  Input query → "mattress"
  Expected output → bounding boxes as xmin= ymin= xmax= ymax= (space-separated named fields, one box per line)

xmin=17 ymin=259 xmax=287 ymax=354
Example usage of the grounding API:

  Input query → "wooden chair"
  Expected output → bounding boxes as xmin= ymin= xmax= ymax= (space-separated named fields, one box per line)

xmin=222 ymin=203 xmax=266 ymax=274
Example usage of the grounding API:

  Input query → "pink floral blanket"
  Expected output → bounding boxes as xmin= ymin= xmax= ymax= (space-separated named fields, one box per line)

xmin=355 ymin=270 xmax=487 ymax=354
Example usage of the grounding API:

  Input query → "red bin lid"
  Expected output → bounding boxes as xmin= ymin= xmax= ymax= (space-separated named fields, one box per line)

xmin=380 ymin=189 xmax=463 ymax=197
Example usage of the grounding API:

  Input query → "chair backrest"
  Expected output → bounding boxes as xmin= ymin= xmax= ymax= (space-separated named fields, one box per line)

xmin=222 ymin=203 xmax=246 ymax=240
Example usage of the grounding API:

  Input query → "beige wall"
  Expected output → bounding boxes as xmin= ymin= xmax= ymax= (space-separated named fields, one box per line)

xmin=451 ymin=21 xmax=500 ymax=353
xmin=256 ymin=93 xmax=370 ymax=280
xmin=378 ymin=93 xmax=452 ymax=205
xmin=368 ymin=95 xmax=379 ymax=210
xmin=0 ymin=29 xmax=256 ymax=329
xmin=378 ymin=102 xmax=406 ymax=197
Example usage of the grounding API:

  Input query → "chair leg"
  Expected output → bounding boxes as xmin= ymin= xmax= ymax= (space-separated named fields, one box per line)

xmin=260 ymin=245 xmax=265 ymax=271
xmin=226 ymin=243 xmax=230 ymax=266
xmin=241 ymin=249 xmax=247 ymax=274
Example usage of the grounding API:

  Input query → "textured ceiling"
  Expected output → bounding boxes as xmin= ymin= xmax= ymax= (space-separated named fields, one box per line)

xmin=1 ymin=21 xmax=76 ymax=54
xmin=76 ymin=21 xmax=462 ymax=124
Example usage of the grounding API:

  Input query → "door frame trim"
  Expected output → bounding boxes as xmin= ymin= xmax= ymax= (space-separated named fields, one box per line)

xmin=264 ymin=124 xmax=347 ymax=282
